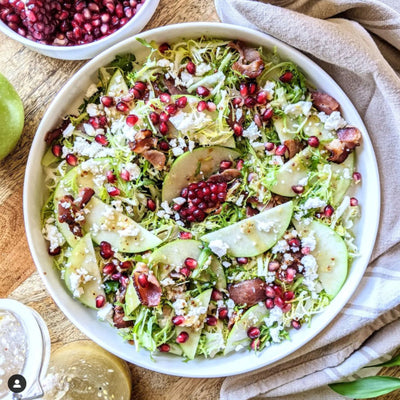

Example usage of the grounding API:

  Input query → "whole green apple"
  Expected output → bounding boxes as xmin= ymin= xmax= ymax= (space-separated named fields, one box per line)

xmin=0 ymin=72 xmax=24 ymax=160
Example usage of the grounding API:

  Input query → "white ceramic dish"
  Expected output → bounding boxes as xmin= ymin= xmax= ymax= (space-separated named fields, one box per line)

xmin=23 ymin=22 xmax=380 ymax=377
xmin=0 ymin=0 xmax=159 ymax=60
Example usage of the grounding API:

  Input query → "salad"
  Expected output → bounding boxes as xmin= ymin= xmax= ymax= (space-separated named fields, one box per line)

xmin=41 ymin=37 xmax=362 ymax=359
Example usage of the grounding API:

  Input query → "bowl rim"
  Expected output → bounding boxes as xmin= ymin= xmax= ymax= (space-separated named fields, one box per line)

xmin=0 ymin=0 xmax=157 ymax=52
xmin=23 ymin=21 xmax=381 ymax=378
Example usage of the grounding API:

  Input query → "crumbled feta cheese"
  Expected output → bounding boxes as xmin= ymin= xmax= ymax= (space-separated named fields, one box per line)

xmin=180 ymin=70 xmax=195 ymax=87
xmin=97 ymin=303 xmax=113 ymax=323
xmin=263 ymin=81 xmax=275 ymax=99
xmin=284 ymin=101 xmax=312 ymax=117
xmin=68 ymin=267 xmax=95 ymax=298
xmin=264 ymin=306 xmax=283 ymax=328
xmin=301 ymin=232 xmax=316 ymax=251
xmin=209 ymin=240 xmax=230 ymax=258
xmin=188 ymin=140 xmax=195 ymax=152
xmin=160 ymin=277 xmax=175 ymax=286
xmin=272 ymin=239 xmax=290 ymax=254
xmin=172 ymin=298 xmax=187 ymax=315
xmin=173 ymin=197 xmax=186 ymax=205
xmin=125 ymin=162 xmax=141 ymax=180
xmin=86 ymin=103 xmax=100 ymax=117
xmin=83 ymin=123 xmax=96 ymax=137
xmin=301 ymin=254 xmax=321 ymax=294
xmin=161 ymin=201 xmax=173 ymax=215
xmin=42 ymin=222 xmax=65 ymax=252
xmin=322 ymin=111 xmax=347 ymax=131
xmin=169 ymin=111 xmax=212 ymax=135
xmin=65 ymin=136 xmax=114 ymax=158
xmin=62 ymin=123 xmax=74 ymax=138
xmin=195 ymin=63 xmax=212 ymax=76
xmin=235 ymin=108 xmax=243 ymax=122
xmin=257 ymin=220 xmax=274 ymax=233
xmin=242 ymin=121 xmax=261 ymax=141
xmin=302 ymin=197 xmax=326 ymax=211
xmin=172 ymin=147 xmax=184 ymax=156
xmin=222 ymin=261 xmax=231 ymax=268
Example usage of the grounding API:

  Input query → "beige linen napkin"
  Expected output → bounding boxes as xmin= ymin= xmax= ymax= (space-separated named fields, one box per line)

xmin=213 ymin=0 xmax=400 ymax=399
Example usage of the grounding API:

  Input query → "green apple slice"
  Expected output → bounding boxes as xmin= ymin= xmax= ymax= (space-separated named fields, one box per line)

xmin=64 ymin=234 xmax=105 ymax=309
xmin=124 ymin=278 xmax=141 ymax=316
xmin=84 ymin=197 xmax=162 ymax=253
xmin=201 ymin=201 xmax=294 ymax=257
xmin=294 ymin=220 xmax=348 ymax=298
xmin=330 ymin=152 xmax=354 ymax=207
xmin=162 ymin=146 xmax=240 ymax=202
xmin=303 ymin=114 xmax=335 ymax=142
xmin=106 ymin=70 xmax=129 ymax=97
xmin=224 ymin=303 xmax=268 ymax=355
xmin=176 ymin=288 xmax=212 ymax=360
xmin=268 ymin=147 xmax=312 ymax=197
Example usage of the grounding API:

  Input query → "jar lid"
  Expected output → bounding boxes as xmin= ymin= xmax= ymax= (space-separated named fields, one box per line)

xmin=0 ymin=299 xmax=51 ymax=400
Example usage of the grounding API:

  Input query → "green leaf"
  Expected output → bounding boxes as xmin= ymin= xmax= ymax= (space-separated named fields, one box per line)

xmin=107 ymin=53 xmax=136 ymax=73
xmin=368 ymin=354 xmax=400 ymax=368
xmin=329 ymin=376 xmax=400 ymax=399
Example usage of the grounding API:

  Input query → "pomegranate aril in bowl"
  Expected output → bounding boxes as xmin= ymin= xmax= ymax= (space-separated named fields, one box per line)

xmin=0 ymin=0 xmax=159 ymax=59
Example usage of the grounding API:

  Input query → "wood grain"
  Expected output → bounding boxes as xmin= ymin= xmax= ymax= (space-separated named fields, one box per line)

xmin=0 ymin=0 xmax=399 ymax=399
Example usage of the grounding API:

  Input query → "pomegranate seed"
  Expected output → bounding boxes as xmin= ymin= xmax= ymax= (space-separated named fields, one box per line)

xmin=172 ymin=315 xmax=185 ymax=326
xmin=263 ymin=142 xmax=275 ymax=152
xmin=176 ymin=331 xmax=189 ymax=344
xmin=291 ymin=185 xmax=304 ymax=194
xmin=206 ymin=315 xmax=218 ymax=326
xmin=173 ymin=204 xmax=182 ymax=212
xmin=211 ymin=289 xmax=223 ymax=301
xmin=254 ymin=114 xmax=262 ymax=128
xmin=353 ymin=172 xmax=362 ymax=183
xmin=48 ymin=246 xmax=61 ymax=256
xmin=265 ymin=298 xmax=274 ymax=309
xmin=350 ymin=197 xmax=359 ymax=206
xmin=275 ymin=144 xmax=288 ymax=156
xmin=180 ymin=267 xmax=191 ymax=277
xmin=95 ymin=295 xmax=105 ymax=308
xmin=147 ymin=199 xmax=156 ymax=211
xmin=286 ymin=268 xmax=297 ymax=282
xmin=282 ymin=303 xmax=292 ymax=313
xmin=158 ymin=344 xmax=170 ymax=352
xmin=179 ymin=232 xmax=192 ymax=240
xmin=119 ymin=275 xmax=129 ymax=287
xmin=197 ymin=101 xmax=207 ymax=112
xmin=159 ymin=122 xmax=169 ymax=135
xmin=262 ymin=108 xmax=274 ymax=121
xmin=324 ymin=205 xmax=334 ymax=217
xmin=176 ymin=96 xmax=187 ymax=109
xmin=138 ymin=273 xmax=149 ymax=288
xmin=239 ymin=83 xmax=248 ymax=97
xmin=106 ymin=170 xmax=117 ymax=183
xmin=66 ymin=154 xmax=78 ymax=166
xmin=288 ymin=238 xmax=301 ymax=248
xmin=130 ymin=88 xmax=141 ymax=99
xmin=268 ymin=261 xmax=280 ymax=271
xmin=233 ymin=123 xmax=243 ymax=137
xmin=248 ymin=82 xmax=257 ymax=95
xmin=265 ymin=286 xmax=276 ymax=298
xmin=158 ymin=42 xmax=170 ymax=53
xmin=95 ymin=134 xmax=108 ymax=146
xmin=236 ymin=257 xmax=248 ymax=265
xmin=159 ymin=93 xmax=171 ymax=103
xmin=196 ymin=86 xmax=210 ymax=97
xmin=244 ymin=97 xmax=256 ymax=108
xmin=292 ymin=320 xmax=301 ymax=330
xmin=165 ymin=104 xmax=177 ymax=115
xmin=101 ymin=96 xmax=114 ymax=107
xmin=111 ymin=272 xmax=121 ymax=281
xmin=159 ymin=111 xmax=170 ymax=123
xmin=220 ymin=160 xmax=232 ymax=171
xmin=52 ymin=144 xmax=62 ymax=157
xmin=159 ymin=141 xmax=170 ymax=151
xmin=207 ymin=102 xmax=216 ymax=112
xmin=232 ymin=97 xmax=243 ymax=107
xmin=150 ymin=112 xmax=160 ymax=124
xmin=256 ymin=91 xmax=267 ymax=104
xmin=308 ymin=136 xmax=319 ymax=147
xmin=116 ymin=102 xmax=129 ymax=113
xmin=184 ymin=257 xmax=198 ymax=270
xmin=301 ymin=247 xmax=311 ymax=255
xmin=126 ymin=114 xmax=138 ymax=127
xmin=100 ymin=241 xmax=114 ymax=259
xmin=218 ymin=307 xmax=228 ymax=319
xmin=134 ymin=81 xmax=146 ymax=93
xmin=107 ymin=186 xmax=120 ymax=196
xmin=247 ymin=327 xmax=260 ymax=339
xmin=186 ymin=61 xmax=196 ymax=74
xmin=283 ymin=291 xmax=295 ymax=301
xmin=251 ymin=338 xmax=261 ymax=351
xmin=120 ymin=169 xmax=130 ymax=181
xmin=279 ymin=71 xmax=294 ymax=83
xmin=103 ymin=262 xmax=116 ymax=275
xmin=236 ymin=159 xmax=244 ymax=170
xmin=274 ymin=297 xmax=285 ymax=308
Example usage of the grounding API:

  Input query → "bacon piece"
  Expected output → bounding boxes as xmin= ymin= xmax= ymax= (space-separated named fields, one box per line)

xmin=229 ymin=41 xmax=264 ymax=79
xmin=57 ymin=195 xmax=76 ymax=224
xmin=133 ymin=263 xmax=162 ymax=307
xmin=143 ymin=150 xmax=166 ymax=170
xmin=207 ymin=169 xmax=242 ymax=183
xmin=228 ymin=278 xmax=267 ymax=307
xmin=284 ymin=139 xmax=305 ymax=159
xmin=129 ymin=137 xmax=158 ymax=154
xmin=135 ymin=129 xmax=152 ymax=142
xmin=325 ymin=127 xmax=362 ymax=163
xmin=311 ymin=92 xmax=340 ymax=115
xmin=75 ymin=187 xmax=95 ymax=209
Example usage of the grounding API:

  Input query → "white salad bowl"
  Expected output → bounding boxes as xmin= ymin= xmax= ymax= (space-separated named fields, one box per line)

xmin=23 ymin=22 xmax=380 ymax=377
xmin=0 ymin=0 xmax=159 ymax=60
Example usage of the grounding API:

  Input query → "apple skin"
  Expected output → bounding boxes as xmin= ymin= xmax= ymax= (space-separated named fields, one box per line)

xmin=0 ymin=72 xmax=24 ymax=160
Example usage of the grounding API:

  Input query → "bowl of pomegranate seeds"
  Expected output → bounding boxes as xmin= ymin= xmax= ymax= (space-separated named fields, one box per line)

xmin=24 ymin=23 xmax=379 ymax=377
xmin=0 ymin=0 xmax=159 ymax=60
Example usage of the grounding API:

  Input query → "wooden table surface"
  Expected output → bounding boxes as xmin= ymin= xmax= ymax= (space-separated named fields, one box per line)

xmin=0 ymin=0 xmax=398 ymax=399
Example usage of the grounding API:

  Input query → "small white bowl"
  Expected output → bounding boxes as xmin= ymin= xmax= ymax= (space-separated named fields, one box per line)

xmin=0 ymin=0 xmax=159 ymax=60
xmin=24 ymin=22 xmax=380 ymax=377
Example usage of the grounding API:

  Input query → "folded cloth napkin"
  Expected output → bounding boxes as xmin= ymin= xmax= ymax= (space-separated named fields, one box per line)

xmin=213 ymin=0 xmax=400 ymax=399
